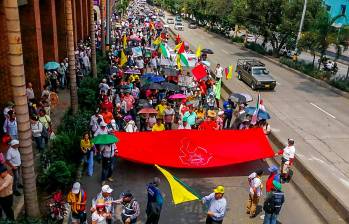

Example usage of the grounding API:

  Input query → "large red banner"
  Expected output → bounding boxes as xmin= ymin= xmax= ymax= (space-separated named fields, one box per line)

xmin=116 ymin=128 xmax=274 ymax=168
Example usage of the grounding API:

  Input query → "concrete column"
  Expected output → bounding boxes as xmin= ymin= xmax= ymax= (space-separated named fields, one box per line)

xmin=19 ymin=0 xmax=45 ymax=96
xmin=40 ymin=0 xmax=59 ymax=62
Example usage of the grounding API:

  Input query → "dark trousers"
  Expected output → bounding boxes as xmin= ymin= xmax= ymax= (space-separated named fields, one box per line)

xmin=101 ymin=157 xmax=113 ymax=181
xmin=34 ymin=136 xmax=44 ymax=152
xmin=145 ymin=212 xmax=160 ymax=224
xmin=0 ymin=195 xmax=14 ymax=220
xmin=223 ymin=116 xmax=232 ymax=129
xmin=165 ymin=123 xmax=172 ymax=130
xmin=206 ymin=216 xmax=223 ymax=224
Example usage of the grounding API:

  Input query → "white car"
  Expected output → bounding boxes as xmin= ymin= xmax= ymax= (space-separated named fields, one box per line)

xmin=167 ymin=18 xmax=174 ymax=24
xmin=246 ymin=34 xmax=257 ymax=43
xmin=174 ymin=22 xmax=184 ymax=31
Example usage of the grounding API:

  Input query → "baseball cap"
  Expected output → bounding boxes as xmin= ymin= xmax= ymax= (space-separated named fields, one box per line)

xmin=72 ymin=182 xmax=81 ymax=194
xmin=268 ymin=165 xmax=279 ymax=173
xmin=213 ymin=185 xmax=224 ymax=194
xmin=102 ymin=185 xmax=113 ymax=194
xmin=10 ymin=139 xmax=19 ymax=146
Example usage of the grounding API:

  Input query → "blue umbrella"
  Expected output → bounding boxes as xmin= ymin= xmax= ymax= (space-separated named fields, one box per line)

xmin=150 ymin=76 xmax=165 ymax=83
xmin=44 ymin=61 xmax=60 ymax=70
xmin=142 ymin=73 xmax=156 ymax=79
xmin=244 ymin=107 xmax=271 ymax=120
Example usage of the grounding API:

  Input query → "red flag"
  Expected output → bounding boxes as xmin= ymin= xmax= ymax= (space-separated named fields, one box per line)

xmin=116 ymin=129 xmax=274 ymax=168
xmin=191 ymin=64 xmax=207 ymax=81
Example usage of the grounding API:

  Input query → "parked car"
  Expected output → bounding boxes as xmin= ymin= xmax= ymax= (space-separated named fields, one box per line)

xmin=174 ymin=22 xmax=184 ymax=31
xmin=279 ymin=46 xmax=299 ymax=58
xmin=236 ymin=58 xmax=276 ymax=90
xmin=158 ymin=11 xmax=164 ymax=17
xmin=188 ymin=22 xmax=197 ymax=29
xmin=166 ymin=18 xmax=174 ymax=24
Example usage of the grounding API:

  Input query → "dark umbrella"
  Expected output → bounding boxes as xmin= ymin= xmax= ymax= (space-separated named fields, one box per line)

xmin=150 ymin=76 xmax=165 ymax=83
xmin=141 ymin=83 xmax=163 ymax=90
xmin=161 ymin=67 xmax=178 ymax=76
xmin=244 ymin=107 xmax=271 ymax=120
xmin=201 ymin=48 xmax=214 ymax=54
xmin=229 ymin=93 xmax=253 ymax=103
xmin=138 ymin=99 xmax=152 ymax=108
xmin=161 ymin=82 xmax=180 ymax=91
xmin=142 ymin=73 xmax=156 ymax=79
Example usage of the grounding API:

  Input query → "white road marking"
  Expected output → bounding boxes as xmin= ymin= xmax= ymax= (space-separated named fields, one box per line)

xmin=276 ymin=82 xmax=281 ymax=85
xmin=310 ymin=103 xmax=336 ymax=119
xmin=222 ymin=49 xmax=229 ymax=54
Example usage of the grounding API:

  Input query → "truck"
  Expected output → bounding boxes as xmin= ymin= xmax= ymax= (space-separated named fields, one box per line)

xmin=236 ymin=58 xmax=276 ymax=90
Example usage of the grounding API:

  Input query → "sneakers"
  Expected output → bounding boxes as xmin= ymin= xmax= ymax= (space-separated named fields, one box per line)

xmin=108 ymin=177 xmax=114 ymax=182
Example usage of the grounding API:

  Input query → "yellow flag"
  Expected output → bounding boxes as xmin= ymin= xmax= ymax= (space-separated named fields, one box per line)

xmin=155 ymin=165 xmax=199 ymax=205
xmin=120 ymin=50 xmax=127 ymax=67
xmin=196 ymin=45 xmax=201 ymax=58
xmin=123 ymin=35 xmax=127 ymax=49
xmin=153 ymin=37 xmax=161 ymax=45
xmin=174 ymin=42 xmax=183 ymax=51
xmin=176 ymin=55 xmax=182 ymax=69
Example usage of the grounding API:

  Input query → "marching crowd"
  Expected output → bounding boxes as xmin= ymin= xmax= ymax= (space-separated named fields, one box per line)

xmin=0 ymin=1 xmax=297 ymax=224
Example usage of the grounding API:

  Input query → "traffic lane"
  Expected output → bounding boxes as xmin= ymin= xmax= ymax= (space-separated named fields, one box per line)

xmin=80 ymin=158 xmax=324 ymax=224
xmin=164 ymin=18 xmax=349 ymax=176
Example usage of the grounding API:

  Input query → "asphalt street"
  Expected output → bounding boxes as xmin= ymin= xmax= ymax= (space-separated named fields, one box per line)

xmin=80 ymin=157 xmax=324 ymax=224
xmin=162 ymin=12 xmax=349 ymax=213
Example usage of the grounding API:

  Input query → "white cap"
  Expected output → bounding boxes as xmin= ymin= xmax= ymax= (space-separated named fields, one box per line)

xmin=10 ymin=139 xmax=19 ymax=146
xmin=101 ymin=185 xmax=113 ymax=193
xmin=72 ymin=182 xmax=81 ymax=194
xmin=218 ymin=110 xmax=224 ymax=116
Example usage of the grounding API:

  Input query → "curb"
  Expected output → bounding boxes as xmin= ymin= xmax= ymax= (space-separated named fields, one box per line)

xmin=165 ymin=21 xmax=349 ymax=223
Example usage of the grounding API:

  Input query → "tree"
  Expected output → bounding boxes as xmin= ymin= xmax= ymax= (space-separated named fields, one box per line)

xmin=90 ymin=0 xmax=97 ymax=78
xmin=66 ymin=0 xmax=79 ymax=113
xmin=3 ymin=0 xmax=40 ymax=217
xmin=100 ymin=0 xmax=106 ymax=55
xmin=298 ymin=32 xmax=320 ymax=66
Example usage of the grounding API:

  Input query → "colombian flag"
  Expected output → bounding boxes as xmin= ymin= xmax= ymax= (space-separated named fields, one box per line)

xmin=155 ymin=165 xmax=201 ymax=205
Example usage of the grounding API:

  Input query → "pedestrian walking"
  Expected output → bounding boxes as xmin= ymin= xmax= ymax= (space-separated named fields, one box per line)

xmin=263 ymin=181 xmax=285 ymax=224
xmin=202 ymin=185 xmax=227 ymax=224
xmin=145 ymin=177 xmax=163 ymax=224
xmin=276 ymin=138 xmax=296 ymax=169
xmin=92 ymin=198 xmax=112 ymax=224
xmin=92 ymin=185 xmax=115 ymax=224
xmin=0 ymin=165 xmax=14 ymax=220
xmin=100 ymin=143 xmax=116 ymax=184
xmin=30 ymin=116 xmax=44 ymax=152
xmin=5 ymin=140 xmax=22 ymax=196
xmin=266 ymin=165 xmax=280 ymax=195
xmin=117 ymin=191 xmax=140 ymax=224
xmin=67 ymin=182 xmax=87 ymax=224
xmin=246 ymin=169 xmax=263 ymax=218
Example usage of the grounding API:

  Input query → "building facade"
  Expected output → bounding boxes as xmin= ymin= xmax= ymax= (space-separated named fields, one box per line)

xmin=0 ymin=0 xmax=93 ymax=107
xmin=324 ymin=0 xmax=349 ymax=25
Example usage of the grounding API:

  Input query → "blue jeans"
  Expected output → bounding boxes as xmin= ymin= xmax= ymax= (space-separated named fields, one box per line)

xmin=263 ymin=213 xmax=278 ymax=224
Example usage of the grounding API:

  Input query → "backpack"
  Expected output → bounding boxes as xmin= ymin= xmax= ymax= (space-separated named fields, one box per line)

xmin=263 ymin=194 xmax=275 ymax=214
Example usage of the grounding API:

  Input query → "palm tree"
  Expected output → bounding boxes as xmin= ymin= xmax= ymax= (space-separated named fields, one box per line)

xmin=3 ymin=0 xmax=40 ymax=217
xmin=90 ymin=0 xmax=97 ymax=78
xmin=100 ymin=0 xmax=106 ymax=55
xmin=66 ymin=0 xmax=79 ymax=113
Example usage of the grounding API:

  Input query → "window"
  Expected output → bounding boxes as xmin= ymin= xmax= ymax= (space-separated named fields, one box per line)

xmin=326 ymin=4 xmax=331 ymax=11
xmin=341 ymin=5 xmax=346 ymax=15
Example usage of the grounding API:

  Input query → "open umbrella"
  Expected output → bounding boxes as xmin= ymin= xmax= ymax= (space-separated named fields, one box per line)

xmin=141 ymin=83 xmax=163 ymax=90
xmin=92 ymin=134 xmax=119 ymax=145
xmin=161 ymin=67 xmax=178 ymax=76
xmin=124 ymin=68 xmax=141 ymax=74
xmin=142 ymin=73 xmax=156 ymax=79
xmin=150 ymin=76 xmax=165 ymax=83
xmin=44 ymin=61 xmax=60 ymax=70
xmin=161 ymin=82 xmax=180 ymax=91
xmin=201 ymin=48 xmax=214 ymax=54
xmin=169 ymin=93 xmax=187 ymax=100
xmin=244 ymin=107 xmax=271 ymax=120
xmin=229 ymin=93 xmax=253 ymax=103
xmin=138 ymin=108 xmax=158 ymax=114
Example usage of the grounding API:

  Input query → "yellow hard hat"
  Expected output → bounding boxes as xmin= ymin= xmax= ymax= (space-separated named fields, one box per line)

xmin=213 ymin=185 xmax=224 ymax=194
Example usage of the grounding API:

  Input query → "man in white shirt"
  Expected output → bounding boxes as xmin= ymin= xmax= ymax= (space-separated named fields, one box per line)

xmin=215 ymin=64 xmax=224 ymax=80
xmin=5 ymin=140 xmax=22 ymax=196
xmin=246 ymin=169 xmax=263 ymax=218
xmin=26 ymin=82 xmax=35 ymax=102
xmin=277 ymin=138 xmax=296 ymax=167
xmin=100 ymin=143 xmax=117 ymax=184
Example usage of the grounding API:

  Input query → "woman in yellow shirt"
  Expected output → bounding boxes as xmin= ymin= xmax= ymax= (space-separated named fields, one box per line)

xmin=152 ymin=118 xmax=165 ymax=132
xmin=80 ymin=133 xmax=94 ymax=175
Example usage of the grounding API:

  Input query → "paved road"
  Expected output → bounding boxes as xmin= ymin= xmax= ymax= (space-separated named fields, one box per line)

xmin=163 ymin=12 xmax=349 ymax=215
xmin=80 ymin=157 xmax=323 ymax=224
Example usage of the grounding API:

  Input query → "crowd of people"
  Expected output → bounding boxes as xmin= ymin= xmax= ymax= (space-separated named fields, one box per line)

xmin=0 ymin=1 xmax=297 ymax=223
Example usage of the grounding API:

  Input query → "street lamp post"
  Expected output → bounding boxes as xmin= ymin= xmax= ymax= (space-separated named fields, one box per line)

xmin=295 ymin=0 xmax=307 ymax=51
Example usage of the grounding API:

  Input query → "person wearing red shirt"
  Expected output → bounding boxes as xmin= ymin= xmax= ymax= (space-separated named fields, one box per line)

xmin=100 ymin=107 xmax=114 ymax=125
xmin=266 ymin=165 xmax=280 ymax=194
xmin=199 ymin=110 xmax=219 ymax=130
xmin=100 ymin=98 xmax=113 ymax=113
